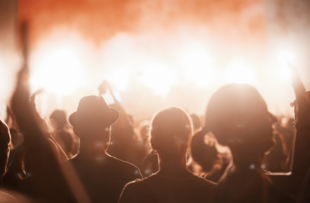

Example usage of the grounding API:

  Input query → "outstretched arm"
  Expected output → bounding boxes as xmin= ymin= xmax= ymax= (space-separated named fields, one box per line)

xmin=289 ymin=66 xmax=310 ymax=192
xmin=10 ymin=22 xmax=76 ymax=202
xmin=29 ymin=89 xmax=68 ymax=163
xmin=270 ymin=66 xmax=310 ymax=196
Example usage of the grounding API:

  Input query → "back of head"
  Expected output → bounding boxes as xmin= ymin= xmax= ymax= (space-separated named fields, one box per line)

xmin=191 ymin=131 xmax=219 ymax=173
xmin=150 ymin=107 xmax=192 ymax=157
xmin=205 ymin=84 xmax=276 ymax=155
xmin=50 ymin=110 xmax=67 ymax=129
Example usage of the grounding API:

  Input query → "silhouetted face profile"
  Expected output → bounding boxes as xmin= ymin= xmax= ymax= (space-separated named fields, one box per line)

xmin=0 ymin=120 xmax=11 ymax=177
xmin=150 ymin=107 xmax=193 ymax=160
xmin=205 ymin=84 xmax=276 ymax=159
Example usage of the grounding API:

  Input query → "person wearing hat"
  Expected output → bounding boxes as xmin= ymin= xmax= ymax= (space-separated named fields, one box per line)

xmin=65 ymin=95 xmax=142 ymax=203
xmin=204 ymin=84 xmax=295 ymax=203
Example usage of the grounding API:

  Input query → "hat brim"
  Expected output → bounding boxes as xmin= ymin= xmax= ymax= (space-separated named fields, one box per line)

xmin=69 ymin=108 xmax=119 ymax=127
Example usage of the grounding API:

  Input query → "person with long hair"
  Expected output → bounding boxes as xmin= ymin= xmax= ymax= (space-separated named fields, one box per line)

xmin=204 ymin=84 xmax=295 ymax=203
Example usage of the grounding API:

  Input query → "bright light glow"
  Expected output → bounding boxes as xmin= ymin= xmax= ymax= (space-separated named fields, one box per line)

xmin=0 ymin=55 xmax=15 ymax=103
xmin=275 ymin=51 xmax=295 ymax=82
xmin=179 ymin=47 xmax=215 ymax=87
xmin=30 ymin=47 xmax=86 ymax=95
xmin=138 ymin=63 xmax=177 ymax=96
xmin=108 ymin=70 xmax=130 ymax=91
xmin=275 ymin=66 xmax=291 ymax=82
xmin=277 ymin=51 xmax=295 ymax=64
xmin=224 ymin=61 xmax=256 ymax=84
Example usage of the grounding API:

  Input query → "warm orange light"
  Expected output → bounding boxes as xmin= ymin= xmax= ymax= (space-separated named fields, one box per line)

xmin=30 ymin=47 xmax=85 ymax=95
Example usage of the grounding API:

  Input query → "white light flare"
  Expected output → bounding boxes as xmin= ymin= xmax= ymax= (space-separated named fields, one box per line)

xmin=277 ymin=51 xmax=295 ymax=64
xmin=30 ymin=47 xmax=86 ymax=95
xmin=108 ymin=70 xmax=130 ymax=92
xmin=224 ymin=61 xmax=256 ymax=84
xmin=179 ymin=47 xmax=216 ymax=87
xmin=275 ymin=51 xmax=295 ymax=82
xmin=138 ymin=63 xmax=177 ymax=96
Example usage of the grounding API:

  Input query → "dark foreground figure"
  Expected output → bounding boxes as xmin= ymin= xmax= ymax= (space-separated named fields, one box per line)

xmin=204 ymin=83 xmax=310 ymax=203
xmin=63 ymin=96 xmax=142 ymax=203
xmin=119 ymin=107 xmax=216 ymax=203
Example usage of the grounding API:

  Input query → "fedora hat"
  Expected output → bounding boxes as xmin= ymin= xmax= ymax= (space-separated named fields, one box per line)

xmin=69 ymin=95 xmax=119 ymax=127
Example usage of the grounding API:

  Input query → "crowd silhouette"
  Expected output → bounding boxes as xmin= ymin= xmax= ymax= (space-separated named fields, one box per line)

xmin=0 ymin=24 xmax=310 ymax=203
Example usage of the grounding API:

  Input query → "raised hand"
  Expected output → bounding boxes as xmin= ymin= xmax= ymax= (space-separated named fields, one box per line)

xmin=289 ymin=64 xmax=310 ymax=130
xmin=98 ymin=80 xmax=108 ymax=96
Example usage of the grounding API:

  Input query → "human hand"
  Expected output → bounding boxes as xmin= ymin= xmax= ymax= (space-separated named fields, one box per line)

xmin=98 ymin=80 xmax=109 ymax=95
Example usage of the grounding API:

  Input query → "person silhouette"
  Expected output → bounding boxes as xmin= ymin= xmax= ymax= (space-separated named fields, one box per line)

xmin=100 ymin=81 xmax=139 ymax=165
xmin=288 ymin=67 xmax=310 ymax=203
xmin=64 ymin=95 xmax=142 ymax=203
xmin=6 ymin=22 xmax=78 ymax=202
xmin=204 ymin=84 xmax=295 ymax=203
xmin=190 ymin=132 xmax=229 ymax=183
xmin=50 ymin=110 xmax=78 ymax=158
xmin=119 ymin=107 xmax=216 ymax=203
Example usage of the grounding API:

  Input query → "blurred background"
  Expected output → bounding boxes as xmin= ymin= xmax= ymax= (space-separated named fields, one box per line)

xmin=0 ymin=0 xmax=310 ymax=122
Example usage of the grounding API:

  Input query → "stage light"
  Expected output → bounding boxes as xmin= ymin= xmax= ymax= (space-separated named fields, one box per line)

xmin=224 ymin=61 xmax=255 ymax=84
xmin=30 ymin=47 xmax=86 ymax=95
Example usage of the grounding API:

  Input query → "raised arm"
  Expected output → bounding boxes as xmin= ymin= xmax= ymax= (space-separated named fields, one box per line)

xmin=30 ymin=89 xmax=69 ymax=163
xmin=10 ymin=22 xmax=77 ymax=202
xmin=99 ymin=81 xmax=133 ymax=128
xmin=289 ymin=67 xmax=310 ymax=192
xmin=271 ymin=67 xmax=310 ymax=196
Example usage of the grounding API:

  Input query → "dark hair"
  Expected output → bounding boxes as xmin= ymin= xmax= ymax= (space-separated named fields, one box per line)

xmin=205 ymin=84 xmax=275 ymax=154
xmin=150 ymin=107 xmax=192 ymax=155
xmin=191 ymin=131 xmax=218 ymax=172
xmin=50 ymin=110 xmax=67 ymax=129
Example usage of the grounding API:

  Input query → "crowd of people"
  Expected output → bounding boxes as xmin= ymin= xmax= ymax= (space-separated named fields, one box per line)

xmin=0 ymin=44 xmax=309 ymax=203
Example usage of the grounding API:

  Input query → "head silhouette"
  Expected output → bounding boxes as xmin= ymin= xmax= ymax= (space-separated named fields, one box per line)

xmin=69 ymin=96 xmax=119 ymax=150
xmin=150 ymin=107 xmax=192 ymax=161
xmin=50 ymin=110 xmax=67 ymax=130
xmin=0 ymin=120 xmax=11 ymax=178
xmin=191 ymin=132 xmax=220 ymax=173
xmin=205 ymin=84 xmax=276 ymax=161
